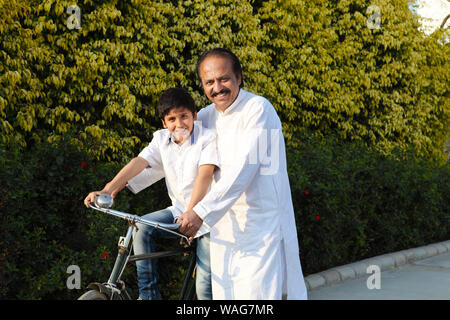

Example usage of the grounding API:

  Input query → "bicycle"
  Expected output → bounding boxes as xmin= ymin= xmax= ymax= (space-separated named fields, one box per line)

xmin=78 ymin=194 xmax=197 ymax=300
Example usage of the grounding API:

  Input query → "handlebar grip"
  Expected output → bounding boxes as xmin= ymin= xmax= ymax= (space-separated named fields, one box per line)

xmin=140 ymin=220 xmax=181 ymax=230
xmin=168 ymin=222 xmax=181 ymax=230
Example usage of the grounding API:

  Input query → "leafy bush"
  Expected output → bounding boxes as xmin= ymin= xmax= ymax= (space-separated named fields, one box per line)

xmin=1 ymin=134 xmax=448 ymax=299
xmin=259 ymin=0 xmax=448 ymax=162
xmin=1 ymin=1 xmax=448 ymax=297
xmin=1 ymin=0 xmax=448 ymax=163
xmin=288 ymin=134 xmax=449 ymax=274
xmin=0 ymin=134 xmax=187 ymax=300
xmin=0 ymin=0 xmax=268 ymax=162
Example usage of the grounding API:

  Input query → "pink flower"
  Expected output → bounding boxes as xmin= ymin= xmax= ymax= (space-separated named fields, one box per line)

xmin=304 ymin=190 xmax=309 ymax=195
xmin=81 ymin=161 xmax=87 ymax=168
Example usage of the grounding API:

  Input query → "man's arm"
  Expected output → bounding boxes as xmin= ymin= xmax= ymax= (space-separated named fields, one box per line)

xmin=187 ymin=164 xmax=216 ymax=211
xmin=84 ymin=157 xmax=149 ymax=207
xmin=181 ymin=99 xmax=281 ymax=236
xmin=177 ymin=164 xmax=216 ymax=236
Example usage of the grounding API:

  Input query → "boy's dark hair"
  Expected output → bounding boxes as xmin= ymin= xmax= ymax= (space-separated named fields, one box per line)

xmin=157 ymin=87 xmax=196 ymax=120
xmin=196 ymin=47 xmax=244 ymax=88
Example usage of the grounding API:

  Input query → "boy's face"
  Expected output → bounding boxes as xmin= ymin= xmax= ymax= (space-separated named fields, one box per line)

xmin=162 ymin=107 xmax=197 ymax=143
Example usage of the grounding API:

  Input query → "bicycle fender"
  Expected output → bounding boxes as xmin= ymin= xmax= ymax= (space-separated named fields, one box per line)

xmin=87 ymin=282 xmax=111 ymax=296
xmin=87 ymin=282 xmax=131 ymax=300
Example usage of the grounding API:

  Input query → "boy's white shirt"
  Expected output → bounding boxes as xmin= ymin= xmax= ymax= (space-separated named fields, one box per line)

xmin=126 ymin=121 xmax=219 ymax=238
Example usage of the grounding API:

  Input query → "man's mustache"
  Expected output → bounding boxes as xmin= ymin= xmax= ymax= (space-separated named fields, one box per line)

xmin=211 ymin=89 xmax=230 ymax=97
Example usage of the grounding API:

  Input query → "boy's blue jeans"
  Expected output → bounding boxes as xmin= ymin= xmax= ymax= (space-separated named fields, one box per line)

xmin=132 ymin=208 xmax=212 ymax=300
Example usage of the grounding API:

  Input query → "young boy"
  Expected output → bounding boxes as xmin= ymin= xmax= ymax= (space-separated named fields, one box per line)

xmin=84 ymin=87 xmax=218 ymax=300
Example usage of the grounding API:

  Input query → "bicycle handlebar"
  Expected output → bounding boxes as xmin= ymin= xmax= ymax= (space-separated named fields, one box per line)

xmin=88 ymin=194 xmax=189 ymax=243
xmin=89 ymin=204 xmax=182 ymax=230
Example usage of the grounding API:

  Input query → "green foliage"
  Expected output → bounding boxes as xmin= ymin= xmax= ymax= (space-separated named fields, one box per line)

xmin=287 ymin=134 xmax=449 ymax=274
xmin=0 ymin=0 xmax=448 ymax=162
xmin=0 ymin=0 xmax=268 ymax=162
xmin=1 ymin=134 xmax=448 ymax=298
xmin=259 ymin=0 xmax=449 ymax=163
xmin=0 ymin=135 xmax=187 ymax=299
xmin=0 ymin=0 xmax=448 ymax=299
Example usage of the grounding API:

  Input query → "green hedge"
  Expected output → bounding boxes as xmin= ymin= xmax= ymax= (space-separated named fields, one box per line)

xmin=0 ymin=135 xmax=185 ymax=299
xmin=1 ymin=134 xmax=448 ymax=299
xmin=2 ymin=0 xmax=448 ymax=301
xmin=288 ymin=134 xmax=449 ymax=274
xmin=1 ymin=0 xmax=448 ymax=163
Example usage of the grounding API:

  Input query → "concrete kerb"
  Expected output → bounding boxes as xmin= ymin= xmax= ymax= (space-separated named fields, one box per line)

xmin=304 ymin=239 xmax=450 ymax=291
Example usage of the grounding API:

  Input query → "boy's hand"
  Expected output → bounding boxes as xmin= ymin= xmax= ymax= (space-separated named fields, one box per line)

xmin=84 ymin=183 xmax=125 ymax=208
xmin=84 ymin=191 xmax=104 ymax=208
xmin=178 ymin=209 xmax=203 ymax=240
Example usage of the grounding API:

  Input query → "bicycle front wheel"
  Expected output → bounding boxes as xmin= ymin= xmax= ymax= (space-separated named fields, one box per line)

xmin=78 ymin=290 xmax=107 ymax=300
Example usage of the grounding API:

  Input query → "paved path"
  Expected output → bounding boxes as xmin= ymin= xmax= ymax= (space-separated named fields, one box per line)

xmin=306 ymin=240 xmax=450 ymax=300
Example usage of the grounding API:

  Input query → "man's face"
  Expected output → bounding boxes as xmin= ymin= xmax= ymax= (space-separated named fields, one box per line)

xmin=162 ymin=107 xmax=197 ymax=143
xmin=198 ymin=55 xmax=241 ymax=112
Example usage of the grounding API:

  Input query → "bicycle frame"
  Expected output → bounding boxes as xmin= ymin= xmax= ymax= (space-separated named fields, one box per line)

xmin=84 ymin=200 xmax=196 ymax=300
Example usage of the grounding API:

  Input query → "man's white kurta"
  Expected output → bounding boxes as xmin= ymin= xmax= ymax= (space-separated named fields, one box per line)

xmin=193 ymin=89 xmax=307 ymax=300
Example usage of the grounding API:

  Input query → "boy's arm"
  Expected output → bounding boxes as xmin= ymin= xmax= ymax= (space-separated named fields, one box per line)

xmin=126 ymin=166 xmax=165 ymax=194
xmin=84 ymin=157 xmax=149 ymax=207
xmin=177 ymin=164 xmax=216 ymax=232
xmin=104 ymin=156 xmax=150 ymax=196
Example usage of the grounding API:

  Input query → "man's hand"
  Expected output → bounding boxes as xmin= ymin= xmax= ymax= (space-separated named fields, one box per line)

xmin=177 ymin=209 xmax=203 ymax=240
